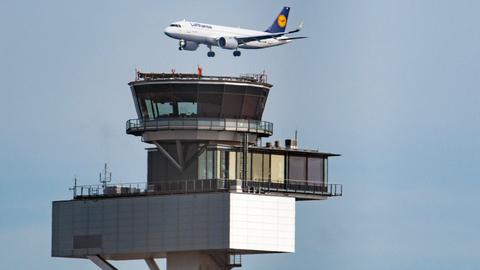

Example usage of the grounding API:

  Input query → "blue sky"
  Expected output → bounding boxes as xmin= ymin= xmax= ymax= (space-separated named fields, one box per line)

xmin=1 ymin=0 xmax=479 ymax=269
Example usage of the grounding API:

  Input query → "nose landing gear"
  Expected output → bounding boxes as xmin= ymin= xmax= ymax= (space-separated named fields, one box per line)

xmin=233 ymin=50 xmax=241 ymax=57
xmin=178 ymin=39 xmax=185 ymax=50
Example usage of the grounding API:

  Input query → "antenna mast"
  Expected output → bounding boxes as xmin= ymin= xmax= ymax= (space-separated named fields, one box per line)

xmin=99 ymin=163 xmax=112 ymax=188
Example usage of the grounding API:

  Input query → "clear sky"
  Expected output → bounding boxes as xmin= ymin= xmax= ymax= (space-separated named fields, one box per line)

xmin=1 ymin=0 xmax=479 ymax=269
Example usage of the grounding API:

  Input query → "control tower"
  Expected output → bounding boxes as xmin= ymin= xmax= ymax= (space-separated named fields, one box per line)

xmin=51 ymin=71 xmax=342 ymax=270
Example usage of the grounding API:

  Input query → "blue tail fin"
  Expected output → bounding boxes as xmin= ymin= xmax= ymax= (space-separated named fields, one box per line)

xmin=265 ymin=7 xmax=290 ymax=33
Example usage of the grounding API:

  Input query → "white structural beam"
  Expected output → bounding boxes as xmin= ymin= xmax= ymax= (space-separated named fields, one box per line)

xmin=153 ymin=141 xmax=183 ymax=171
xmin=87 ymin=255 xmax=118 ymax=270
xmin=175 ymin=140 xmax=184 ymax=169
xmin=145 ymin=258 xmax=161 ymax=270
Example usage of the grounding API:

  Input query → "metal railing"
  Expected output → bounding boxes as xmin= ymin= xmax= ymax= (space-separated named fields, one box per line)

xmin=72 ymin=179 xmax=342 ymax=199
xmin=135 ymin=71 xmax=270 ymax=86
xmin=126 ymin=118 xmax=273 ymax=136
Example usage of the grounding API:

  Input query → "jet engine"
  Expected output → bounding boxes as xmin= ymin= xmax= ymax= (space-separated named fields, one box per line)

xmin=217 ymin=37 xmax=238 ymax=49
xmin=179 ymin=40 xmax=199 ymax=51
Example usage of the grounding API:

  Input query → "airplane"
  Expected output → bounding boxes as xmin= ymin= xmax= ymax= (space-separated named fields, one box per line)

xmin=164 ymin=6 xmax=306 ymax=57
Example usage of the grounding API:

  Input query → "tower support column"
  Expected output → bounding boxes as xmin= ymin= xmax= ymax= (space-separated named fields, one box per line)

xmin=87 ymin=255 xmax=118 ymax=270
xmin=167 ymin=252 xmax=223 ymax=270
xmin=145 ymin=258 xmax=161 ymax=270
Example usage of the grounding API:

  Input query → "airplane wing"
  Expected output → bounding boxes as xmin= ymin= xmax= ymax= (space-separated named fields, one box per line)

xmin=234 ymin=26 xmax=303 ymax=44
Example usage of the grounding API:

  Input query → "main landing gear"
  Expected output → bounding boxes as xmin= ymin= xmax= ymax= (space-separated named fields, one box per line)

xmin=207 ymin=45 xmax=215 ymax=57
xmin=233 ymin=50 xmax=241 ymax=57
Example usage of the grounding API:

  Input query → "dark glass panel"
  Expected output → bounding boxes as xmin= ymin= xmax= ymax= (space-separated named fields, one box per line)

xmin=222 ymin=93 xmax=243 ymax=118
xmin=242 ymin=95 xmax=260 ymax=119
xmin=256 ymin=96 xmax=266 ymax=119
xmin=206 ymin=150 xmax=214 ymax=179
xmin=307 ymin=157 xmax=324 ymax=184
xmin=245 ymin=87 xmax=267 ymax=96
xmin=198 ymin=150 xmax=206 ymax=179
xmin=198 ymin=93 xmax=222 ymax=117
xmin=224 ymin=85 xmax=246 ymax=94
xmin=198 ymin=84 xmax=224 ymax=94
xmin=288 ymin=155 xmax=307 ymax=181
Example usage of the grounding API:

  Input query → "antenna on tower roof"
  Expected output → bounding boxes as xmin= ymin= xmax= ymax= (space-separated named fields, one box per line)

xmin=99 ymin=163 xmax=112 ymax=188
xmin=69 ymin=176 xmax=78 ymax=197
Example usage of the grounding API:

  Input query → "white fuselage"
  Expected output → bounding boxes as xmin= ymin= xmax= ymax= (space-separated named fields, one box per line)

xmin=164 ymin=21 xmax=290 ymax=49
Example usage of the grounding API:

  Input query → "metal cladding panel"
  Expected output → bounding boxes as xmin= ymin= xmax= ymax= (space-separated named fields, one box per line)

xmin=52 ymin=202 xmax=74 ymax=257
xmin=229 ymin=193 xmax=295 ymax=253
xmin=52 ymin=193 xmax=230 ymax=259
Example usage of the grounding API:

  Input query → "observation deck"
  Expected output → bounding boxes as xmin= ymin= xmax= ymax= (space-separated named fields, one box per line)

xmin=128 ymin=71 xmax=273 ymax=144
xmin=126 ymin=118 xmax=273 ymax=137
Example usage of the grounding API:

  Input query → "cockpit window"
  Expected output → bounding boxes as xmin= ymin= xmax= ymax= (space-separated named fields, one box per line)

xmin=169 ymin=24 xmax=181 ymax=27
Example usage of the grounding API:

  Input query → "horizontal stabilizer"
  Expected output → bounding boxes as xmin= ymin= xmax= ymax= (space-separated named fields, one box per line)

xmin=278 ymin=36 xmax=308 ymax=41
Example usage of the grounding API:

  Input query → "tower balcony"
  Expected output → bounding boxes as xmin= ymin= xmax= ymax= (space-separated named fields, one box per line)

xmin=126 ymin=117 xmax=273 ymax=137
xmin=71 ymin=179 xmax=343 ymax=201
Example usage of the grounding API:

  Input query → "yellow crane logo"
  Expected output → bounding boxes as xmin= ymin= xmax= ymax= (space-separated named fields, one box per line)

xmin=277 ymin=15 xmax=287 ymax=28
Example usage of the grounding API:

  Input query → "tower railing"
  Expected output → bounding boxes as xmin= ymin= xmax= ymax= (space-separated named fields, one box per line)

xmin=71 ymin=179 xmax=342 ymax=199
xmin=126 ymin=117 xmax=273 ymax=136
xmin=135 ymin=71 xmax=270 ymax=86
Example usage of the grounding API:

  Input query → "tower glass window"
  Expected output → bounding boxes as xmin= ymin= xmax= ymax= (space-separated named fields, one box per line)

xmin=133 ymin=83 xmax=269 ymax=120
xmin=252 ymin=153 xmax=263 ymax=181
xmin=263 ymin=154 xmax=270 ymax=181
xmin=307 ymin=157 xmax=324 ymax=184
xmin=198 ymin=149 xmax=215 ymax=180
xmin=271 ymin=154 xmax=285 ymax=183
xmin=228 ymin=151 xmax=236 ymax=180
xmin=178 ymin=102 xmax=197 ymax=116
xmin=157 ymin=102 xmax=173 ymax=116
xmin=198 ymin=151 xmax=207 ymax=179
xmin=288 ymin=155 xmax=307 ymax=182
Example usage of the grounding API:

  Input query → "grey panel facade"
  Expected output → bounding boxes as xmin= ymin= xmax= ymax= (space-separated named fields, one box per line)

xmin=52 ymin=193 xmax=229 ymax=259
